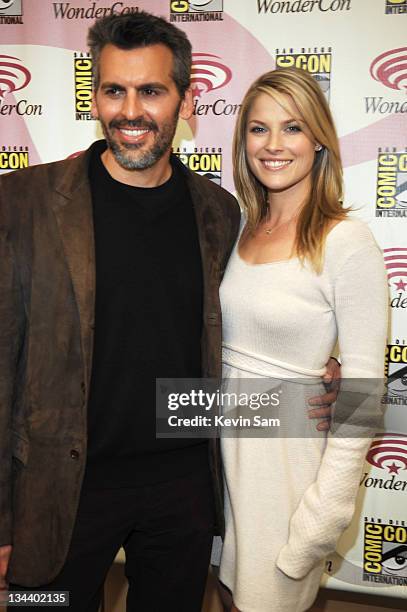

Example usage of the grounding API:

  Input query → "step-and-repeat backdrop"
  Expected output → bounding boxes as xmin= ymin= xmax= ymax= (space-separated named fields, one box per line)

xmin=1 ymin=0 xmax=406 ymax=601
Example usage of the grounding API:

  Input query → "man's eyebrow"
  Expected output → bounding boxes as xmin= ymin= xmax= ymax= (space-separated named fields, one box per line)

xmin=100 ymin=82 xmax=125 ymax=90
xmin=137 ymin=82 xmax=169 ymax=92
xmin=100 ymin=82 xmax=170 ymax=92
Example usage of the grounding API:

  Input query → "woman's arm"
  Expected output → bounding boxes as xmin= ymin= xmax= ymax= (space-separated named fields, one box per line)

xmin=276 ymin=237 xmax=388 ymax=579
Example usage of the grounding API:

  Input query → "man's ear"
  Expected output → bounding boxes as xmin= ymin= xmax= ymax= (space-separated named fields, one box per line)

xmin=179 ymin=87 xmax=193 ymax=121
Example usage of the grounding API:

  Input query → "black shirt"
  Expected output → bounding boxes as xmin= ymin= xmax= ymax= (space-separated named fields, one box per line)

xmin=84 ymin=141 xmax=208 ymax=487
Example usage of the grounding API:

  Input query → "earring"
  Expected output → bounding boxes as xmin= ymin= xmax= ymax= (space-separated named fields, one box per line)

xmin=315 ymin=144 xmax=323 ymax=151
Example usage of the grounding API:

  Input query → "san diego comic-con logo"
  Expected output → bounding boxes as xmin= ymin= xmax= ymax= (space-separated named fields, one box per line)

xmin=0 ymin=145 xmax=29 ymax=172
xmin=191 ymin=53 xmax=240 ymax=117
xmin=383 ymin=338 xmax=407 ymax=402
xmin=375 ymin=148 xmax=407 ymax=217
xmin=366 ymin=48 xmax=407 ymax=114
xmin=257 ymin=0 xmax=351 ymax=15
xmin=74 ymin=53 xmax=93 ymax=121
xmin=174 ymin=147 xmax=222 ymax=185
xmin=0 ymin=56 xmax=42 ymax=117
xmin=53 ymin=1 xmax=139 ymax=19
xmin=0 ymin=0 xmax=23 ymax=24
xmin=363 ymin=517 xmax=407 ymax=585
xmin=275 ymin=47 xmax=332 ymax=100
xmin=385 ymin=0 xmax=407 ymax=15
xmin=170 ymin=1 xmax=223 ymax=22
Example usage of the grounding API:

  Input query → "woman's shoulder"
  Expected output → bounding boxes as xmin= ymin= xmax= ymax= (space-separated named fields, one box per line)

xmin=324 ymin=217 xmax=383 ymax=273
xmin=326 ymin=217 xmax=380 ymax=253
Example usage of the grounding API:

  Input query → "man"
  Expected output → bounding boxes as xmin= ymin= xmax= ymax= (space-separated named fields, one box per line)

xmin=0 ymin=11 xmax=337 ymax=611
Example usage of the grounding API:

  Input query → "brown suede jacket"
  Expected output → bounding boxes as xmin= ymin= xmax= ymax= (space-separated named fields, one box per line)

xmin=0 ymin=142 xmax=240 ymax=586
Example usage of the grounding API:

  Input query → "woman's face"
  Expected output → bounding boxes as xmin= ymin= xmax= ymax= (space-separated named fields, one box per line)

xmin=245 ymin=92 xmax=318 ymax=202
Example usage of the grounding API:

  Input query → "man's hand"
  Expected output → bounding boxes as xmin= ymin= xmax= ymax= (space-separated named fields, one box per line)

xmin=308 ymin=358 xmax=341 ymax=431
xmin=0 ymin=545 xmax=12 ymax=590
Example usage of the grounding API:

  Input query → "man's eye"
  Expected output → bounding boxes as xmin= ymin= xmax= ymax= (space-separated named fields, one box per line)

xmin=141 ymin=88 xmax=159 ymax=96
xmin=105 ymin=88 xmax=122 ymax=97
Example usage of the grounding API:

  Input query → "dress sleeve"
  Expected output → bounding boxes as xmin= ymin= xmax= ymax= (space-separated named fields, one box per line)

xmin=276 ymin=239 xmax=388 ymax=579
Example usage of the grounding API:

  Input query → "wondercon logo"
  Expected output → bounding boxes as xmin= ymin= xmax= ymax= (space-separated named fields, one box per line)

xmin=0 ymin=55 xmax=31 ymax=105
xmin=384 ymin=248 xmax=407 ymax=291
xmin=366 ymin=434 xmax=407 ymax=475
xmin=370 ymin=47 xmax=407 ymax=92
xmin=191 ymin=53 xmax=232 ymax=99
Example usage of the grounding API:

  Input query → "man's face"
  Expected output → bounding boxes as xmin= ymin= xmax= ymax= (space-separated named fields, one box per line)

xmin=92 ymin=43 xmax=192 ymax=173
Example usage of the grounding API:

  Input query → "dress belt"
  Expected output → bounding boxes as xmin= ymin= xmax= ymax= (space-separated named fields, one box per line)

xmin=222 ymin=343 xmax=326 ymax=380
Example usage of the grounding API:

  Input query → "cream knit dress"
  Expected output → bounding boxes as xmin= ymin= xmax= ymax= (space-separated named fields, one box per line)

xmin=219 ymin=218 xmax=388 ymax=612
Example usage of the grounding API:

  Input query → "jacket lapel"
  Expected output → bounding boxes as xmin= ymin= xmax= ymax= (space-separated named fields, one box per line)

xmin=51 ymin=150 xmax=95 ymax=386
xmin=182 ymin=160 xmax=223 ymax=308
xmin=179 ymin=157 xmax=224 ymax=378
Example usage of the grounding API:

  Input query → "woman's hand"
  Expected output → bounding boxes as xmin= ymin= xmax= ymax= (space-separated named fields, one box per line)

xmin=308 ymin=357 xmax=341 ymax=431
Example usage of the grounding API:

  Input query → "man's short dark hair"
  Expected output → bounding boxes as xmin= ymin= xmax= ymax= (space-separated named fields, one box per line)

xmin=87 ymin=11 xmax=192 ymax=97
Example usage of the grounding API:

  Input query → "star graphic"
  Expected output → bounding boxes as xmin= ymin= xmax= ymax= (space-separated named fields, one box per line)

xmin=192 ymin=84 xmax=204 ymax=99
xmin=387 ymin=462 xmax=401 ymax=474
xmin=394 ymin=278 xmax=407 ymax=291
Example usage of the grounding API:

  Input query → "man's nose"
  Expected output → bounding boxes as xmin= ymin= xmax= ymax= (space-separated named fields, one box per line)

xmin=121 ymin=91 xmax=143 ymax=120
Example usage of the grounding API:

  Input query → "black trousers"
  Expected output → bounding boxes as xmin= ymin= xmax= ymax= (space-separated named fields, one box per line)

xmin=11 ymin=467 xmax=215 ymax=612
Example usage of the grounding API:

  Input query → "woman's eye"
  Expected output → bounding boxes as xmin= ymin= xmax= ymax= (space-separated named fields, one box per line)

xmin=250 ymin=126 xmax=266 ymax=134
xmin=286 ymin=125 xmax=301 ymax=133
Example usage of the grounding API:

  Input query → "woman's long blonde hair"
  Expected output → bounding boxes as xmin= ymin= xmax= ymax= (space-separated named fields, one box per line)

xmin=233 ymin=67 xmax=347 ymax=272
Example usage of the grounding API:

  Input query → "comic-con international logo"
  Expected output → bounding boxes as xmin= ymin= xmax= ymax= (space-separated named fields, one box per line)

xmin=375 ymin=149 xmax=407 ymax=217
xmin=191 ymin=53 xmax=240 ymax=117
xmin=0 ymin=0 xmax=23 ymax=24
xmin=0 ymin=56 xmax=42 ymax=117
xmin=363 ymin=517 xmax=407 ymax=585
xmin=275 ymin=48 xmax=332 ymax=100
xmin=170 ymin=1 xmax=223 ymax=22
xmin=174 ymin=147 xmax=222 ymax=185
xmin=0 ymin=145 xmax=29 ymax=172
xmin=365 ymin=48 xmax=407 ymax=114
xmin=382 ymin=339 xmax=407 ymax=402
xmin=385 ymin=0 xmax=407 ymax=15
xmin=257 ymin=0 xmax=351 ymax=15
xmin=74 ymin=53 xmax=93 ymax=121
xmin=53 ymin=1 xmax=139 ymax=19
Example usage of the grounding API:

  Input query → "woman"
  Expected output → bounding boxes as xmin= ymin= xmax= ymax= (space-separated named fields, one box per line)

xmin=218 ymin=68 xmax=388 ymax=612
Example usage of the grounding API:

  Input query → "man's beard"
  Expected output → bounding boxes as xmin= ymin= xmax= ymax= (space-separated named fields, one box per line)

xmin=101 ymin=111 xmax=180 ymax=171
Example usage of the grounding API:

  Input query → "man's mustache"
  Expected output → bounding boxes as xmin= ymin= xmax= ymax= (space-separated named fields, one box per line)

xmin=109 ymin=118 xmax=158 ymax=131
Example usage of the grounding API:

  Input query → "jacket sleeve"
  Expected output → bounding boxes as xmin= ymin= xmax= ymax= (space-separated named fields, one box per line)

xmin=276 ymin=240 xmax=388 ymax=579
xmin=0 ymin=186 xmax=25 ymax=547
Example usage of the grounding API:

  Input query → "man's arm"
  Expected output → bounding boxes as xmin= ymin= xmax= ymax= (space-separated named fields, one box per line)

xmin=308 ymin=357 xmax=341 ymax=431
xmin=0 ymin=184 xmax=25 ymax=584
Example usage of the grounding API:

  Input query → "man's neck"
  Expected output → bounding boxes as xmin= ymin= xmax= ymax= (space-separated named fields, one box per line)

xmin=101 ymin=148 xmax=173 ymax=188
